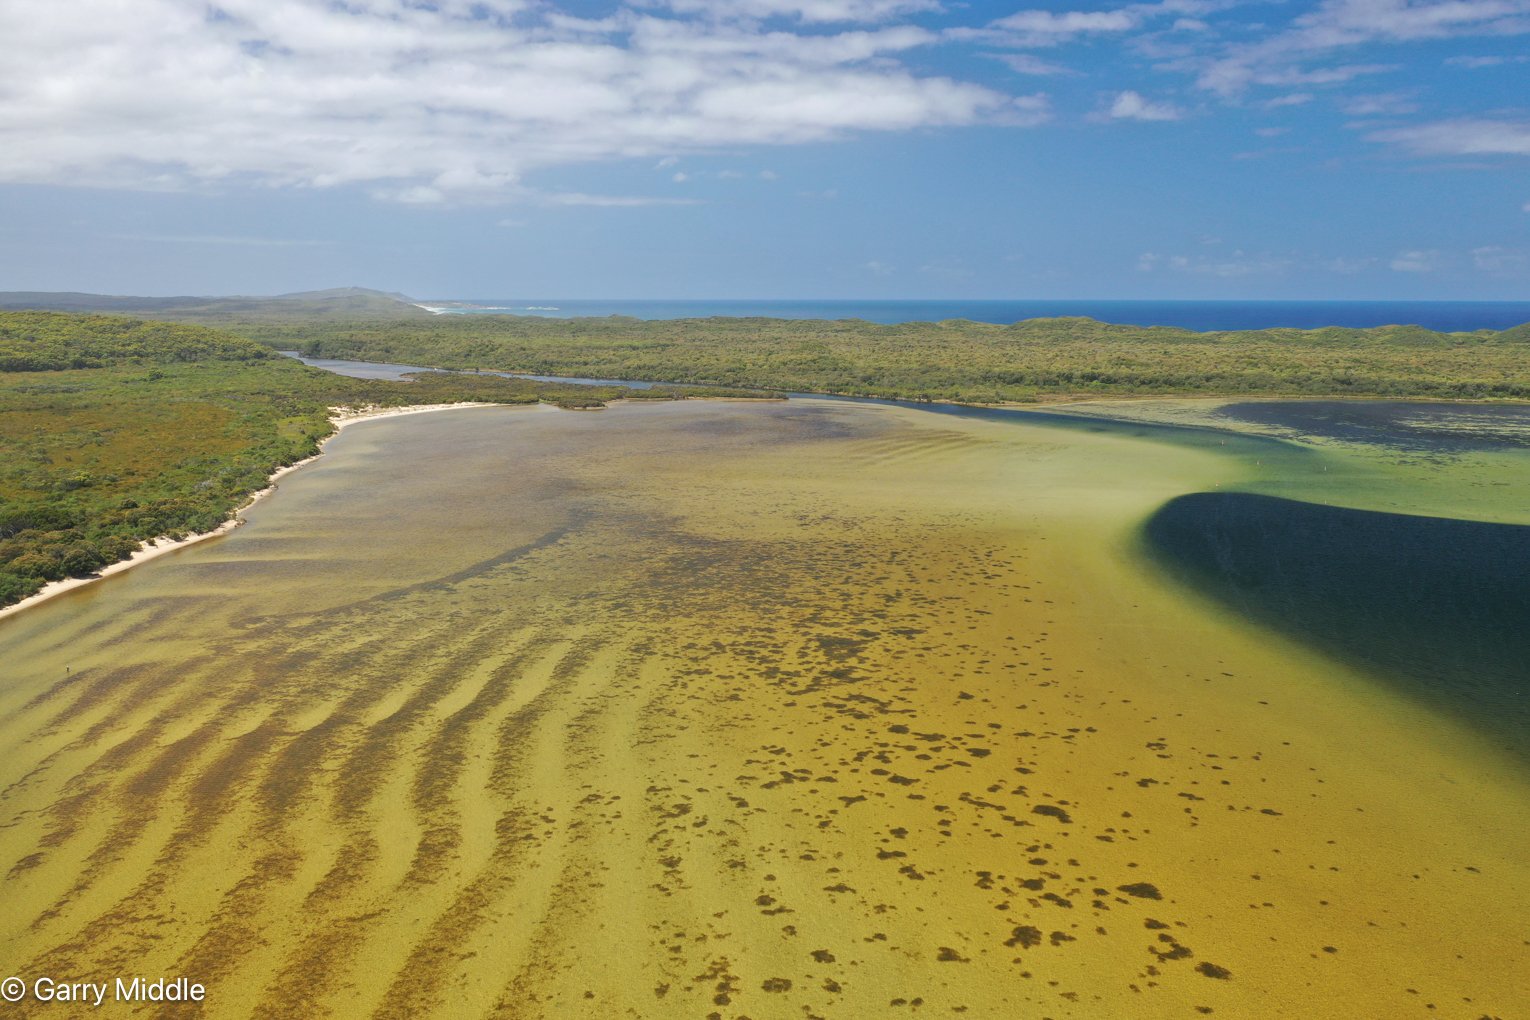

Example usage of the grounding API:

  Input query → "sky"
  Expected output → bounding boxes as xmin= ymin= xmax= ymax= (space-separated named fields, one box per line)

xmin=0 ymin=0 xmax=1526 ymax=300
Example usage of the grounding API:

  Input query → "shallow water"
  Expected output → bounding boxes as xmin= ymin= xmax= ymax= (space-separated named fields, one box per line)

xmin=279 ymin=352 xmax=669 ymax=390
xmin=278 ymin=351 xmax=445 ymax=381
xmin=1 ymin=399 xmax=1527 ymax=1018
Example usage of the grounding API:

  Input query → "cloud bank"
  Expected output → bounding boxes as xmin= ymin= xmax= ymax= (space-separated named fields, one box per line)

xmin=2 ymin=0 xmax=1526 ymax=206
xmin=0 ymin=0 xmax=1030 ymax=201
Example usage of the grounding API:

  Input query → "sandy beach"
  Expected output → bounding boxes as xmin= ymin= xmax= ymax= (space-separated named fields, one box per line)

xmin=0 ymin=402 xmax=502 ymax=623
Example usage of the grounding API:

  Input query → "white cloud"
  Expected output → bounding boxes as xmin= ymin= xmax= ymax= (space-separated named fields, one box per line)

xmin=1108 ymin=90 xmax=1184 ymax=121
xmin=1255 ymin=126 xmax=1290 ymax=137
xmin=1341 ymin=91 xmax=1418 ymax=115
xmin=1198 ymin=59 xmax=1397 ymax=95
xmin=1523 ymin=200 xmax=1530 ymax=212
xmin=1293 ymin=0 xmax=1530 ymax=45
xmin=1194 ymin=0 xmax=1530 ymax=95
xmin=378 ymin=186 xmax=449 ymax=205
xmin=1324 ymin=256 xmax=1379 ymax=274
xmin=0 ymin=0 xmax=1019 ymax=202
xmin=1445 ymin=54 xmax=1513 ymax=66
xmin=1006 ymin=94 xmax=1055 ymax=126
xmin=957 ymin=0 xmax=1236 ymax=52
xmin=541 ymin=192 xmax=706 ymax=207
xmin=1264 ymin=92 xmax=1315 ymax=108
xmin=1390 ymin=249 xmax=1443 ymax=272
xmin=689 ymin=71 xmax=1002 ymax=134
xmin=957 ymin=0 xmax=1239 ymax=50
xmin=863 ymin=260 xmax=895 ymax=274
xmin=992 ymin=53 xmax=1074 ymax=76
xmin=1472 ymin=245 xmax=1530 ymax=274
xmin=1143 ymin=249 xmax=1390 ymax=276
xmin=1137 ymin=249 xmax=1294 ymax=276
xmin=1269 ymin=63 xmax=1401 ymax=86
xmin=993 ymin=9 xmax=1139 ymax=37
xmin=672 ymin=171 xmax=691 ymax=182
xmin=646 ymin=0 xmax=943 ymax=23
xmin=1469 ymin=53 xmax=1527 ymax=65
xmin=1370 ymin=118 xmax=1530 ymax=155
xmin=917 ymin=258 xmax=973 ymax=279
xmin=104 ymin=233 xmax=330 ymax=247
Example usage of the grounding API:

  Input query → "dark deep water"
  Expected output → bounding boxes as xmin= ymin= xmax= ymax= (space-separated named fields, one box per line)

xmin=1144 ymin=492 xmax=1530 ymax=759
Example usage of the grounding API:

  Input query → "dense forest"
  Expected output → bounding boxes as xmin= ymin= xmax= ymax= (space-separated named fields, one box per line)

xmin=0 ymin=311 xmax=754 ymax=608
xmin=230 ymin=312 xmax=1530 ymax=404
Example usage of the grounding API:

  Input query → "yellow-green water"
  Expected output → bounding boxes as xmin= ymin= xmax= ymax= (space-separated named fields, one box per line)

xmin=1 ymin=398 xmax=1527 ymax=1018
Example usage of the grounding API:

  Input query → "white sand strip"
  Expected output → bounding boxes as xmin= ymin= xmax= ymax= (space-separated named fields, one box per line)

xmin=0 ymin=402 xmax=504 ymax=622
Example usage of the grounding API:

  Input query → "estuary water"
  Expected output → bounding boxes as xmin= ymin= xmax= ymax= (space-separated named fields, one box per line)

xmin=280 ymin=352 xmax=667 ymax=389
xmin=2 ymin=391 xmax=1528 ymax=1018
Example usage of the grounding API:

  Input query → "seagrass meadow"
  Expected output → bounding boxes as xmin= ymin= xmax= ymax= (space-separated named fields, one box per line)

xmin=1 ymin=397 xmax=1527 ymax=1019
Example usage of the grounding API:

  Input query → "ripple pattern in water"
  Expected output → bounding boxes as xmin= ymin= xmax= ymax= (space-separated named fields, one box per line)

xmin=1 ymin=400 xmax=1527 ymax=1019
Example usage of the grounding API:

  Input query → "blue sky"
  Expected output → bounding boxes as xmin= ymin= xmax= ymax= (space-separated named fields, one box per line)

xmin=0 ymin=0 xmax=1526 ymax=299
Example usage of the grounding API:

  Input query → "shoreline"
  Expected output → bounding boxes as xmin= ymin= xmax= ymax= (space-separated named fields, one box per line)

xmin=0 ymin=402 xmax=503 ymax=623
xmin=6 ymin=387 xmax=1524 ymax=624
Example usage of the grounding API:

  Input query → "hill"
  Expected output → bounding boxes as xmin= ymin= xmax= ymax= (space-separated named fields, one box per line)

xmin=0 ymin=287 xmax=426 ymax=322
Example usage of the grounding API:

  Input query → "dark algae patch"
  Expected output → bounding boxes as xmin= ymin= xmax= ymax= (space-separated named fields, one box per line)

xmin=1005 ymin=926 xmax=1044 ymax=949
xmin=1144 ymin=491 xmax=1530 ymax=759
xmin=1217 ymin=400 xmax=1530 ymax=453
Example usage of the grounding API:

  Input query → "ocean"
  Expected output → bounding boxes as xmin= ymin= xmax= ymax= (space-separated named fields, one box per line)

xmin=413 ymin=299 xmax=1530 ymax=332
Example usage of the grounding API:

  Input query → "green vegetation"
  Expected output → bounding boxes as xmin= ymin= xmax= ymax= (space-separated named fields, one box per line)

xmin=0 ymin=311 xmax=761 ymax=608
xmin=0 ymin=312 xmax=277 ymax=370
xmin=228 ymin=312 xmax=1530 ymax=403
xmin=6 ymin=294 xmax=1530 ymax=611
xmin=9 ymin=288 xmax=1529 ymax=403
